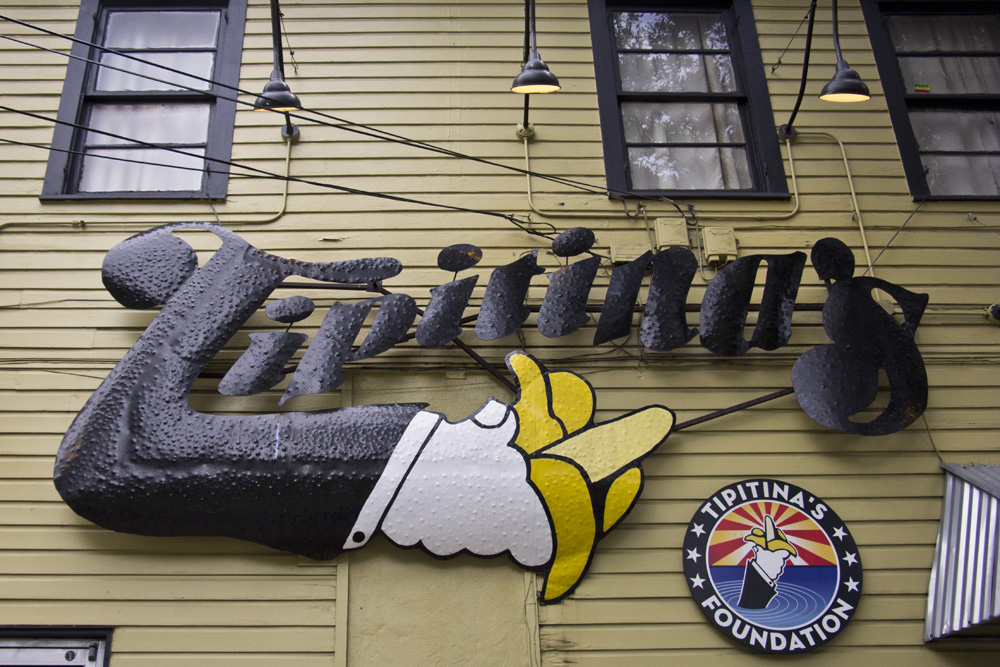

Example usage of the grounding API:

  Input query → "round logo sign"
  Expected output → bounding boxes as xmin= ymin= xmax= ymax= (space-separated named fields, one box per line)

xmin=683 ymin=479 xmax=862 ymax=653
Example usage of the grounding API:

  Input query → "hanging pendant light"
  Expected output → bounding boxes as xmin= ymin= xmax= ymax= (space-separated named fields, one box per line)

xmin=511 ymin=0 xmax=560 ymax=94
xmin=254 ymin=0 xmax=302 ymax=112
xmin=254 ymin=71 xmax=301 ymax=112
xmin=511 ymin=55 xmax=561 ymax=94
xmin=820 ymin=63 xmax=870 ymax=102
xmin=820 ymin=0 xmax=870 ymax=102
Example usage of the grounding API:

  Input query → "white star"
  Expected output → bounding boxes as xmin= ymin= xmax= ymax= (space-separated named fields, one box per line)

xmin=832 ymin=526 xmax=847 ymax=540
xmin=843 ymin=577 xmax=860 ymax=592
xmin=686 ymin=548 xmax=701 ymax=563
xmin=842 ymin=551 xmax=858 ymax=566
xmin=691 ymin=523 xmax=706 ymax=537
xmin=690 ymin=574 xmax=706 ymax=589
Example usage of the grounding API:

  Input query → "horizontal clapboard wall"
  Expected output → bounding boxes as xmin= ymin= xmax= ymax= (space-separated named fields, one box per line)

xmin=0 ymin=0 xmax=998 ymax=665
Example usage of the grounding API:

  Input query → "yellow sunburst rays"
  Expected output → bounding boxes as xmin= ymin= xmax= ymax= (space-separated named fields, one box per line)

xmin=711 ymin=503 xmax=837 ymax=566
xmin=507 ymin=352 xmax=674 ymax=603
xmin=775 ymin=514 xmax=837 ymax=565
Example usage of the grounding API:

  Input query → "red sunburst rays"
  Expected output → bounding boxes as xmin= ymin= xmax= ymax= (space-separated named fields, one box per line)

xmin=708 ymin=501 xmax=837 ymax=566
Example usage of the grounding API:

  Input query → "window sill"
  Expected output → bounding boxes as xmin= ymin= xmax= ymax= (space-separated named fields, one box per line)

xmin=40 ymin=191 xmax=224 ymax=202
xmin=614 ymin=190 xmax=793 ymax=201
xmin=915 ymin=194 xmax=1000 ymax=202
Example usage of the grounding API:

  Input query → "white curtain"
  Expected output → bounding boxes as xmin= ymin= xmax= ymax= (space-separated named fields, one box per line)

xmin=76 ymin=10 xmax=219 ymax=192
xmin=614 ymin=12 xmax=751 ymax=190
xmin=80 ymin=104 xmax=211 ymax=193
xmin=888 ymin=14 xmax=1000 ymax=195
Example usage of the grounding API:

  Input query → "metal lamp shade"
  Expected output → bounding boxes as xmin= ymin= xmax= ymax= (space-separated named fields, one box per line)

xmin=254 ymin=73 xmax=302 ymax=112
xmin=511 ymin=54 xmax=561 ymax=94
xmin=820 ymin=63 xmax=870 ymax=103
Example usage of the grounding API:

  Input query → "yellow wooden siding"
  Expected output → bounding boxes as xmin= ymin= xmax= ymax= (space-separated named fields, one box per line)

xmin=1 ymin=0 xmax=999 ymax=665
xmin=0 ymin=369 xmax=340 ymax=664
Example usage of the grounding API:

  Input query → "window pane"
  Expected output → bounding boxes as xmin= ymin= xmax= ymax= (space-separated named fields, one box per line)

xmin=887 ymin=14 xmax=1000 ymax=52
xmin=0 ymin=647 xmax=92 ymax=665
xmin=911 ymin=110 xmax=1000 ymax=152
xmin=922 ymin=154 xmax=1000 ymax=196
xmin=105 ymin=11 xmax=220 ymax=48
xmin=79 ymin=147 xmax=206 ymax=192
xmin=628 ymin=146 xmax=751 ymax=190
xmin=613 ymin=12 xmax=728 ymax=50
xmin=619 ymin=53 xmax=735 ymax=92
xmin=85 ymin=104 xmax=211 ymax=146
xmin=0 ymin=637 xmax=109 ymax=666
xmin=897 ymin=56 xmax=1000 ymax=95
xmin=97 ymin=52 xmax=215 ymax=91
xmin=622 ymin=102 xmax=744 ymax=144
xmin=42 ymin=1 xmax=246 ymax=199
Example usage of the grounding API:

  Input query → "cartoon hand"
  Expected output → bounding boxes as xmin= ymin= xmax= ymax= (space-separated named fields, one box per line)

xmin=744 ymin=515 xmax=797 ymax=583
xmin=507 ymin=352 xmax=674 ymax=603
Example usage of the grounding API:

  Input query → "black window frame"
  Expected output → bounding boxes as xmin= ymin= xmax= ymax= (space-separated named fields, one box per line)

xmin=861 ymin=0 xmax=1000 ymax=200
xmin=41 ymin=0 xmax=246 ymax=201
xmin=587 ymin=0 xmax=789 ymax=199
xmin=0 ymin=627 xmax=113 ymax=667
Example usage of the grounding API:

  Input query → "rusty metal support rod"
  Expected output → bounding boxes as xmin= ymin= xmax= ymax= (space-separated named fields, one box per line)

xmin=279 ymin=281 xmax=378 ymax=291
xmin=371 ymin=285 xmax=518 ymax=393
xmin=451 ymin=338 xmax=517 ymax=392
xmin=276 ymin=281 xmax=826 ymax=313
xmin=213 ymin=281 xmax=812 ymax=408
xmin=673 ymin=387 xmax=796 ymax=432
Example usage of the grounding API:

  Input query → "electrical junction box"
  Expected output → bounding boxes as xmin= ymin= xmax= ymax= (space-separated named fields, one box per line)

xmin=701 ymin=227 xmax=737 ymax=265
xmin=655 ymin=217 xmax=689 ymax=247
xmin=610 ymin=244 xmax=652 ymax=265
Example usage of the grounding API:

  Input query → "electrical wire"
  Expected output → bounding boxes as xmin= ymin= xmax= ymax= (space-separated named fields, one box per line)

xmin=0 ymin=104 xmax=557 ymax=242
xmin=0 ymin=14 xmax=239 ymax=93
xmin=861 ymin=196 xmax=928 ymax=276
xmin=966 ymin=213 xmax=1000 ymax=236
xmin=0 ymin=136 xmax=219 ymax=176
xmin=0 ymin=26 xmax=622 ymax=249
xmin=0 ymin=137 xmax=297 ymax=230
xmin=278 ymin=9 xmax=299 ymax=74
xmin=770 ymin=8 xmax=813 ymax=75
xmin=0 ymin=50 xmax=616 ymax=206
xmin=3 ymin=7 xmax=800 ymax=228
xmin=0 ymin=15 xmax=617 ymax=199
xmin=302 ymin=105 xmax=614 ymax=197
xmin=0 ymin=13 xmax=699 ymax=253
xmin=779 ymin=0 xmax=818 ymax=136
xmin=1 ymin=11 xmax=716 ymax=207
xmin=921 ymin=414 xmax=944 ymax=464
xmin=0 ymin=136 xmax=248 ymax=233
xmin=0 ymin=31 xmax=217 ymax=98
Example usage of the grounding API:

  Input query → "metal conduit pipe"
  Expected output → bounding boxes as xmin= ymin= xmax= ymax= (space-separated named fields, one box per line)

xmin=795 ymin=131 xmax=876 ymax=278
xmin=521 ymin=136 xmax=645 ymax=220
xmin=0 ymin=134 xmax=296 ymax=233
xmin=681 ymin=137 xmax=802 ymax=221
xmin=231 ymin=132 xmax=295 ymax=226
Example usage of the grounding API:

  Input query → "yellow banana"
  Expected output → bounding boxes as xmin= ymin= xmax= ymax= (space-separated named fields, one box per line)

xmin=506 ymin=352 xmax=673 ymax=603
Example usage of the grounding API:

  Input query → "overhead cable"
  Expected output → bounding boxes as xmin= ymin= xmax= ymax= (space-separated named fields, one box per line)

xmin=0 ymin=103 xmax=561 ymax=244
xmin=0 ymin=14 xmax=612 ymax=198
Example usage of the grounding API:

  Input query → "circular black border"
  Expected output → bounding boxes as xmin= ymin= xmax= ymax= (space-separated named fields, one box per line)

xmin=682 ymin=479 xmax=863 ymax=653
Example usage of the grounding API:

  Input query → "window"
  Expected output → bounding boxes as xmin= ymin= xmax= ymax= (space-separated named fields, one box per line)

xmin=41 ymin=0 xmax=247 ymax=199
xmin=587 ymin=0 xmax=787 ymax=197
xmin=862 ymin=1 xmax=1000 ymax=198
xmin=0 ymin=628 xmax=112 ymax=666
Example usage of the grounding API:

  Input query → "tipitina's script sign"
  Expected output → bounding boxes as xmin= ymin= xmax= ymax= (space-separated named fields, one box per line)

xmin=54 ymin=223 xmax=927 ymax=603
